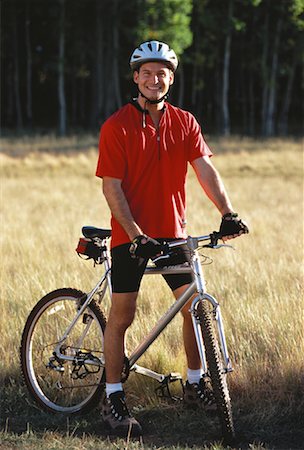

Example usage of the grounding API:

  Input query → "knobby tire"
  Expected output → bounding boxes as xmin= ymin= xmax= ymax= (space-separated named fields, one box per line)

xmin=198 ymin=299 xmax=235 ymax=443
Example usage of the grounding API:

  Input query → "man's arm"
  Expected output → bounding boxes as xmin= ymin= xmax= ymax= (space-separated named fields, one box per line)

xmin=102 ymin=176 xmax=143 ymax=241
xmin=191 ymin=156 xmax=249 ymax=240
xmin=191 ymin=156 xmax=234 ymax=216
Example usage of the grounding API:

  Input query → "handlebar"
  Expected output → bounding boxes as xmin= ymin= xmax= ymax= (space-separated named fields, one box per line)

xmin=152 ymin=232 xmax=234 ymax=263
xmin=80 ymin=226 xmax=234 ymax=265
xmin=166 ymin=231 xmax=230 ymax=249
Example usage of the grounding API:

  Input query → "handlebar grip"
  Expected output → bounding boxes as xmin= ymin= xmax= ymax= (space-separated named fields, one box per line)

xmin=150 ymin=242 xmax=173 ymax=263
xmin=159 ymin=242 xmax=170 ymax=254
xmin=210 ymin=231 xmax=222 ymax=247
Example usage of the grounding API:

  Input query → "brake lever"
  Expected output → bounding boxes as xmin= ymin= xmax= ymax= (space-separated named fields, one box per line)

xmin=203 ymin=243 xmax=235 ymax=250
xmin=151 ymin=254 xmax=170 ymax=263
xmin=204 ymin=232 xmax=235 ymax=250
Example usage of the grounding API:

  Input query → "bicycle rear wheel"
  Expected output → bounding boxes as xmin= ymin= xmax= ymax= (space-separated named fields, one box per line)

xmin=20 ymin=288 xmax=106 ymax=415
xmin=198 ymin=298 xmax=235 ymax=443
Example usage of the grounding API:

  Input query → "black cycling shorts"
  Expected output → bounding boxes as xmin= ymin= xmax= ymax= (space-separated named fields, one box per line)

xmin=111 ymin=238 xmax=193 ymax=293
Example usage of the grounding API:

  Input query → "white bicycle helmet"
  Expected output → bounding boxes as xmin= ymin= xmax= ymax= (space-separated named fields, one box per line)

xmin=130 ymin=40 xmax=178 ymax=72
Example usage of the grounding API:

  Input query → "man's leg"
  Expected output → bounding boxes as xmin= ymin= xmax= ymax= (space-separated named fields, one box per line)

xmin=104 ymin=291 xmax=137 ymax=383
xmin=101 ymin=244 xmax=146 ymax=435
xmin=173 ymin=284 xmax=201 ymax=370
xmin=173 ymin=284 xmax=216 ymax=409
xmin=102 ymin=291 xmax=143 ymax=435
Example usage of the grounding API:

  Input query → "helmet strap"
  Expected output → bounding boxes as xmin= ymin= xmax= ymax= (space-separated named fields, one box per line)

xmin=130 ymin=95 xmax=167 ymax=129
xmin=138 ymin=89 xmax=169 ymax=105
xmin=143 ymin=99 xmax=147 ymax=128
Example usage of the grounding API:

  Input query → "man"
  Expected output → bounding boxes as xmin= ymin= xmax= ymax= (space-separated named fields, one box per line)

xmin=96 ymin=40 xmax=248 ymax=436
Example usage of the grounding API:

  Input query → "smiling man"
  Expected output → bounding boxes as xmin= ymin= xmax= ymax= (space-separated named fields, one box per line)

xmin=134 ymin=62 xmax=173 ymax=102
xmin=96 ymin=40 xmax=248 ymax=437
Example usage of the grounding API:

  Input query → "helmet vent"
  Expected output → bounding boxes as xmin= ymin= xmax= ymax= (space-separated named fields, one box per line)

xmin=130 ymin=40 xmax=178 ymax=72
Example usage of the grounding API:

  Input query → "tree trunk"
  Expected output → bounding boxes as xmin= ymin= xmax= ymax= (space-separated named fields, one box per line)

xmin=240 ymin=67 xmax=248 ymax=134
xmin=25 ymin=1 xmax=32 ymax=127
xmin=215 ymin=66 xmax=221 ymax=134
xmin=58 ymin=0 xmax=67 ymax=136
xmin=105 ymin=45 xmax=115 ymax=119
xmin=221 ymin=0 xmax=233 ymax=136
xmin=112 ymin=1 xmax=122 ymax=110
xmin=71 ymin=62 xmax=77 ymax=126
xmin=96 ymin=2 xmax=104 ymax=123
xmin=278 ymin=45 xmax=297 ymax=135
xmin=11 ymin=3 xmax=23 ymax=129
xmin=248 ymin=73 xmax=255 ymax=136
xmin=177 ymin=63 xmax=185 ymax=107
xmin=79 ymin=78 xmax=85 ymax=125
xmin=248 ymin=10 xmax=257 ymax=136
xmin=265 ymin=17 xmax=282 ymax=136
xmin=90 ymin=1 xmax=104 ymax=128
xmin=191 ymin=8 xmax=200 ymax=113
xmin=191 ymin=48 xmax=198 ymax=110
xmin=261 ymin=3 xmax=269 ymax=135
xmin=104 ymin=3 xmax=120 ymax=118
xmin=6 ymin=60 xmax=14 ymax=127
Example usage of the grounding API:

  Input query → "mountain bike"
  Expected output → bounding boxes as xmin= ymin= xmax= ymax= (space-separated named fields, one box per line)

xmin=20 ymin=226 xmax=236 ymax=442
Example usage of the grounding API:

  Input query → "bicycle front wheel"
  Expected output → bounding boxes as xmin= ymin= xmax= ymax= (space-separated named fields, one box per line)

xmin=198 ymin=298 xmax=235 ymax=443
xmin=20 ymin=288 xmax=106 ymax=415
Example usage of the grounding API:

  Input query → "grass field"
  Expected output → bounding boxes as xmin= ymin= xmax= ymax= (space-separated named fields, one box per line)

xmin=0 ymin=135 xmax=303 ymax=449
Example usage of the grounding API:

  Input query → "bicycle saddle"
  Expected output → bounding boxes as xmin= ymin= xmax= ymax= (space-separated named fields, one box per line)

xmin=82 ymin=226 xmax=112 ymax=239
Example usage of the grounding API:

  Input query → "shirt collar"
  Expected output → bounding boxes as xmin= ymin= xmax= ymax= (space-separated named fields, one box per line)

xmin=130 ymin=98 xmax=167 ymax=114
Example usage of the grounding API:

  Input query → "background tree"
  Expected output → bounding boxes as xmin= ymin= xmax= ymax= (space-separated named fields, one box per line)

xmin=58 ymin=0 xmax=66 ymax=136
xmin=134 ymin=0 xmax=193 ymax=105
xmin=1 ymin=0 xmax=303 ymax=136
xmin=278 ymin=0 xmax=304 ymax=135
xmin=25 ymin=0 xmax=33 ymax=127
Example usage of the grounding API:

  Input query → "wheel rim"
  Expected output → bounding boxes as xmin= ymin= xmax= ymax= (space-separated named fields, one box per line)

xmin=25 ymin=295 xmax=105 ymax=413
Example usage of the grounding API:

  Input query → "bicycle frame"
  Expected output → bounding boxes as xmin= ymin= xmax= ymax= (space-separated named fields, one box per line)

xmin=53 ymin=235 xmax=233 ymax=382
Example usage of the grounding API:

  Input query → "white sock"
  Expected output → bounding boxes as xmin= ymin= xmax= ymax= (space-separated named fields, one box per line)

xmin=187 ymin=368 xmax=203 ymax=385
xmin=106 ymin=382 xmax=123 ymax=398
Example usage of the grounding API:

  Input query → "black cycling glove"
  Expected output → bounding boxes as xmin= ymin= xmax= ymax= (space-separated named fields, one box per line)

xmin=219 ymin=212 xmax=249 ymax=237
xmin=129 ymin=235 xmax=162 ymax=259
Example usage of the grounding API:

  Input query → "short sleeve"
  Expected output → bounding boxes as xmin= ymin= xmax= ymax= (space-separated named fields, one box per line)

xmin=187 ymin=113 xmax=213 ymax=162
xmin=96 ymin=120 xmax=126 ymax=179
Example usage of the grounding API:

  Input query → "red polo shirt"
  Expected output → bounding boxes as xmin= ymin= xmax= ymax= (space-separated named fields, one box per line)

xmin=96 ymin=102 xmax=212 ymax=248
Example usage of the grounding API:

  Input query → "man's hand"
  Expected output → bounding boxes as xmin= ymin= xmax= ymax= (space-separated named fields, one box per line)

xmin=129 ymin=235 xmax=162 ymax=259
xmin=219 ymin=212 xmax=249 ymax=241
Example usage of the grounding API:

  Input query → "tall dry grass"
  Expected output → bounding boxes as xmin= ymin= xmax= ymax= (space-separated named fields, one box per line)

xmin=0 ymin=135 xmax=303 ymax=447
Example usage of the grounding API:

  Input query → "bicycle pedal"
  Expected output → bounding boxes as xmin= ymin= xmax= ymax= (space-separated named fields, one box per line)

xmin=167 ymin=372 xmax=183 ymax=382
xmin=155 ymin=372 xmax=184 ymax=401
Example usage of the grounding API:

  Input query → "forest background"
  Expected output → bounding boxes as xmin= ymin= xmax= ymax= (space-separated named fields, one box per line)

xmin=1 ymin=0 xmax=304 ymax=137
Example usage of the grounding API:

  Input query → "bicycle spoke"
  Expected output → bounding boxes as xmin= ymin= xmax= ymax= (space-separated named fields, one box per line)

xmin=21 ymin=289 xmax=106 ymax=414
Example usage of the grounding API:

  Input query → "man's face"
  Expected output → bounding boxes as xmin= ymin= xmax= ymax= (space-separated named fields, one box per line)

xmin=133 ymin=62 xmax=174 ymax=102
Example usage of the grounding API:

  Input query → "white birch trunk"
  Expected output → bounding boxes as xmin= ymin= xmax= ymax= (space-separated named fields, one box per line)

xmin=221 ymin=0 xmax=233 ymax=136
xmin=58 ymin=0 xmax=66 ymax=136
